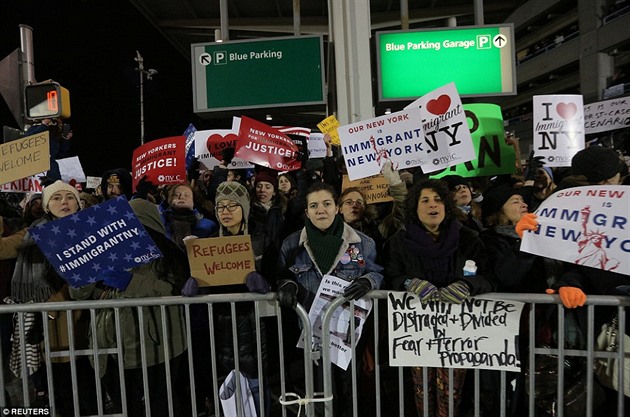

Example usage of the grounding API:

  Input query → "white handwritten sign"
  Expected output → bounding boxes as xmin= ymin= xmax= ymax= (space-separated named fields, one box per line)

xmin=405 ymin=82 xmax=476 ymax=174
xmin=521 ymin=185 xmax=630 ymax=276
xmin=338 ymin=107 xmax=425 ymax=181
xmin=388 ymin=293 xmax=523 ymax=371
xmin=533 ymin=95 xmax=584 ymax=167
xmin=583 ymin=97 xmax=630 ymax=134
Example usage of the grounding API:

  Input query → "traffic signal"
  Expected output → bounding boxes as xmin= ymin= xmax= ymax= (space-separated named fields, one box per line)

xmin=24 ymin=81 xmax=71 ymax=119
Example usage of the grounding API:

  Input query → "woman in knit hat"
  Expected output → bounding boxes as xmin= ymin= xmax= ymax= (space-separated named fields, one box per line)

xmin=441 ymin=174 xmax=484 ymax=233
xmin=251 ymin=167 xmax=287 ymax=250
xmin=555 ymin=146 xmax=624 ymax=191
xmin=276 ymin=181 xmax=383 ymax=416
xmin=384 ymin=179 xmax=494 ymax=417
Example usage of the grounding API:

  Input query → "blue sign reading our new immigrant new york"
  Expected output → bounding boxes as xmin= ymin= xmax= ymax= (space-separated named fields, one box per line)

xmin=30 ymin=196 xmax=162 ymax=290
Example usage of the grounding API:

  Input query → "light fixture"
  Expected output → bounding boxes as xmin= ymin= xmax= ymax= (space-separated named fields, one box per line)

xmin=266 ymin=114 xmax=273 ymax=121
xmin=384 ymin=108 xmax=392 ymax=115
xmin=215 ymin=29 xmax=223 ymax=43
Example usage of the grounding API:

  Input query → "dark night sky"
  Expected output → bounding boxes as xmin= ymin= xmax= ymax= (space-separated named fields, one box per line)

xmin=1 ymin=0 xmax=204 ymax=177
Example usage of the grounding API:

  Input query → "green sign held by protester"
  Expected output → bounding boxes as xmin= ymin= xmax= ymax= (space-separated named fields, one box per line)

xmin=431 ymin=103 xmax=516 ymax=179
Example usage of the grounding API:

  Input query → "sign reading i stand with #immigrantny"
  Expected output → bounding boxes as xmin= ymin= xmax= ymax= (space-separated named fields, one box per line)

xmin=192 ymin=35 xmax=326 ymax=113
xmin=377 ymin=25 xmax=516 ymax=100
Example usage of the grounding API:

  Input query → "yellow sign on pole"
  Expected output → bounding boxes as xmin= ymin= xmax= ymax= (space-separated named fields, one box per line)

xmin=317 ymin=115 xmax=341 ymax=146
xmin=185 ymin=235 xmax=256 ymax=287
xmin=0 ymin=131 xmax=50 ymax=186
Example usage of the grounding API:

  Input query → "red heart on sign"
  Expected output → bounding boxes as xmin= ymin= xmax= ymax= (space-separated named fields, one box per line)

xmin=206 ymin=133 xmax=238 ymax=159
xmin=556 ymin=102 xmax=577 ymax=120
xmin=426 ymin=95 xmax=451 ymax=115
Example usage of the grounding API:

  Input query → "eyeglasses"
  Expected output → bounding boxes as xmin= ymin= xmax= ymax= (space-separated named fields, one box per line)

xmin=216 ymin=203 xmax=240 ymax=213
xmin=453 ymin=185 xmax=469 ymax=191
xmin=341 ymin=199 xmax=365 ymax=207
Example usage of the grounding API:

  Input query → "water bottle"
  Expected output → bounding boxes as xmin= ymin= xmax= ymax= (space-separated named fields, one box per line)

xmin=463 ymin=260 xmax=477 ymax=276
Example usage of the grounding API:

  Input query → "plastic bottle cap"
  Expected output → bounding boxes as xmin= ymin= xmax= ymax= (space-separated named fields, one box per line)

xmin=465 ymin=260 xmax=476 ymax=268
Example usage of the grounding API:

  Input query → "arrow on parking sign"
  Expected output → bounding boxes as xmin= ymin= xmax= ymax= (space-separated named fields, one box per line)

xmin=493 ymin=35 xmax=507 ymax=48
xmin=200 ymin=53 xmax=211 ymax=66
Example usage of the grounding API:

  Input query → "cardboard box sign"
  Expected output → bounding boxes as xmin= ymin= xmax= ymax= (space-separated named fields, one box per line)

xmin=341 ymin=174 xmax=394 ymax=204
xmin=185 ymin=235 xmax=256 ymax=287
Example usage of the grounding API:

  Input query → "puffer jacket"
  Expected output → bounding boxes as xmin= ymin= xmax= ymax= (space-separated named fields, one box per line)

xmin=279 ymin=223 xmax=384 ymax=310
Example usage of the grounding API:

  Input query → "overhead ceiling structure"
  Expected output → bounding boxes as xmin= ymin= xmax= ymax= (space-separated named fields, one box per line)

xmin=128 ymin=0 xmax=524 ymax=61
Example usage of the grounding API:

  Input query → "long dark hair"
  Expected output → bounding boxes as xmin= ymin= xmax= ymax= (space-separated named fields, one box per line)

xmin=404 ymin=179 xmax=456 ymax=228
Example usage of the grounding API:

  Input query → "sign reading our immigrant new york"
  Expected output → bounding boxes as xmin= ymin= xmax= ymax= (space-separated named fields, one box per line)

xmin=521 ymin=186 xmax=630 ymax=276
xmin=533 ymin=95 xmax=584 ymax=167
xmin=388 ymin=293 xmax=524 ymax=371
xmin=338 ymin=107 xmax=425 ymax=181
xmin=132 ymin=136 xmax=187 ymax=190
xmin=30 ymin=196 xmax=163 ymax=290
xmin=405 ymin=82 xmax=476 ymax=174
xmin=431 ymin=103 xmax=515 ymax=178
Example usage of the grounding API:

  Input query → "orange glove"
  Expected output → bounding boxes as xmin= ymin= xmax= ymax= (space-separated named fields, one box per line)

xmin=515 ymin=213 xmax=538 ymax=238
xmin=546 ymin=287 xmax=587 ymax=308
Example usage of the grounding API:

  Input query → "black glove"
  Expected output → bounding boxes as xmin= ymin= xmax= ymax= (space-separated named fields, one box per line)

xmin=221 ymin=147 xmax=235 ymax=165
xmin=525 ymin=151 xmax=545 ymax=180
xmin=135 ymin=175 xmax=154 ymax=200
xmin=187 ymin=157 xmax=201 ymax=182
xmin=343 ymin=278 xmax=372 ymax=300
xmin=276 ymin=279 xmax=298 ymax=308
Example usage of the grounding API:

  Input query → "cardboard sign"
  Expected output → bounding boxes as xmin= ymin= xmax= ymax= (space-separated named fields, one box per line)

xmin=583 ymin=97 xmax=630 ymax=134
xmin=405 ymin=82 xmax=476 ymax=174
xmin=431 ymin=104 xmax=516 ymax=178
xmin=0 ymin=131 xmax=50 ymax=186
xmin=521 ymin=185 xmax=630 ymax=276
xmin=341 ymin=175 xmax=393 ymax=204
xmin=338 ymin=107 xmax=425 ymax=181
xmin=30 ymin=196 xmax=163 ymax=290
xmin=132 ymin=136 xmax=187 ymax=190
xmin=388 ymin=293 xmax=524 ymax=371
xmin=185 ymin=235 xmax=256 ymax=286
xmin=317 ymin=115 xmax=341 ymax=146
xmin=533 ymin=95 xmax=584 ymax=167
xmin=235 ymin=116 xmax=301 ymax=171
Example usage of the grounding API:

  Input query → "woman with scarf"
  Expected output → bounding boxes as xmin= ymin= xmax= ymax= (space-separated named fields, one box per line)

xmin=384 ymin=179 xmax=494 ymax=417
xmin=276 ymin=181 xmax=383 ymax=416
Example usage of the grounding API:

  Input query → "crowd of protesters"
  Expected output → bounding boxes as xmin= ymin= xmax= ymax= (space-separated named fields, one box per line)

xmin=1 ymin=126 xmax=629 ymax=417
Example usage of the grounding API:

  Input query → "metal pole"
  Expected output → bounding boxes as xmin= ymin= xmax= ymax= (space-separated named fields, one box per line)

xmin=136 ymin=51 xmax=145 ymax=145
xmin=19 ymin=25 xmax=35 ymax=84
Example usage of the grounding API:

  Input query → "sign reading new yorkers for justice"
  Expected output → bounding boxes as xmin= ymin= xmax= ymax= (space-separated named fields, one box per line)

xmin=191 ymin=35 xmax=325 ymax=113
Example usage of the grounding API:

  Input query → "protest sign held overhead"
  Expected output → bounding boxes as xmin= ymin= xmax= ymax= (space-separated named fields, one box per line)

xmin=193 ymin=128 xmax=252 ymax=169
xmin=341 ymin=175 xmax=393 ymax=204
xmin=388 ymin=293 xmax=524 ymax=371
xmin=57 ymin=156 xmax=86 ymax=184
xmin=183 ymin=123 xmax=198 ymax=170
xmin=235 ymin=116 xmax=301 ymax=171
xmin=583 ymin=97 xmax=630 ymax=134
xmin=0 ymin=131 xmax=50 ymax=186
xmin=132 ymin=136 xmax=187 ymax=190
xmin=338 ymin=107 xmax=425 ymax=181
xmin=30 ymin=196 xmax=163 ymax=290
xmin=185 ymin=235 xmax=256 ymax=286
xmin=0 ymin=176 xmax=43 ymax=193
xmin=431 ymin=104 xmax=516 ymax=178
xmin=318 ymin=115 xmax=341 ymax=146
xmin=405 ymin=82 xmax=476 ymax=174
xmin=521 ymin=185 xmax=630 ymax=276
xmin=533 ymin=95 xmax=584 ymax=167
xmin=308 ymin=132 xmax=328 ymax=159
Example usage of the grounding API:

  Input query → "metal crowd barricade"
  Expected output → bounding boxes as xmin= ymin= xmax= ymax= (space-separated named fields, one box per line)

xmin=1 ymin=291 xmax=629 ymax=417
xmin=320 ymin=291 xmax=630 ymax=417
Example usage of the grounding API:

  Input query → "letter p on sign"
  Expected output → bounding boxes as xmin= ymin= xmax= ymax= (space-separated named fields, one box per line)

xmin=214 ymin=51 xmax=227 ymax=65
xmin=477 ymin=35 xmax=491 ymax=49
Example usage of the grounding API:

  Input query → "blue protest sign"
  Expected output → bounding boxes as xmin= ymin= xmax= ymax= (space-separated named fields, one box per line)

xmin=183 ymin=123 xmax=198 ymax=170
xmin=30 ymin=196 xmax=162 ymax=290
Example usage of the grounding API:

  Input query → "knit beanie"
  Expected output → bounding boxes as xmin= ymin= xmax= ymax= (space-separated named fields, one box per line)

xmin=571 ymin=147 xmax=621 ymax=183
xmin=523 ymin=166 xmax=554 ymax=182
xmin=441 ymin=175 xmax=470 ymax=191
xmin=101 ymin=168 xmax=133 ymax=199
xmin=482 ymin=185 xmax=523 ymax=222
xmin=254 ymin=169 xmax=278 ymax=190
xmin=215 ymin=181 xmax=251 ymax=235
xmin=42 ymin=180 xmax=81 ymax=213
xmin=129 ymin=198 xmax=165 ymax=235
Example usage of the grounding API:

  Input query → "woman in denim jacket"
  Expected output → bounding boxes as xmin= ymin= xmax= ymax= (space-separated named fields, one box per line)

xmin=276 ymin=181 xmax=383 ymax=416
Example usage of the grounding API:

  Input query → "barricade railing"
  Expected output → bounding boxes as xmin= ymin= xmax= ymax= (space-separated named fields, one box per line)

xmin=1 ymin=292 xmax=629 ymax=417
xmin=320 ymin=291 xmax=630 ymax=417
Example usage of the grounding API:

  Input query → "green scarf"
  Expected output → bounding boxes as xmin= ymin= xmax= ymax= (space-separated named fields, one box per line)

xmin=305 ymin=214 xmax=345 ymax=274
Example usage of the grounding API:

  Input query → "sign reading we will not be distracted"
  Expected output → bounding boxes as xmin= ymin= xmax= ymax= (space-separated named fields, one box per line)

xmin=0 ymin=131 xmax=50 ymax=185
xmin=185 ymin=235 xmax=256 ymax=287
xmin=388 ymin=292 xmax=523 ymax=371
xmin=533 ymin=95 xmax=584 ymax=167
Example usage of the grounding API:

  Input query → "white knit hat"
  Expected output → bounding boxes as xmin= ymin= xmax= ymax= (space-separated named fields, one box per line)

xmin=42 ymin=180 xmax=81 ymax=213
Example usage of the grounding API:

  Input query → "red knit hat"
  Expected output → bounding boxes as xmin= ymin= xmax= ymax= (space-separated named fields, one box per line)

xmin=254 ymin=169 xmax=278 ymax=189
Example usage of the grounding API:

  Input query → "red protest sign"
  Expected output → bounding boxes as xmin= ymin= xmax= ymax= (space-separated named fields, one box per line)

xmin=235 ymin=116 xmax=301 ymax=171
xmin=205 ymin=132 xmax=239 ymax=160
xmin=132 ymin=136 xmax=186 ymax=190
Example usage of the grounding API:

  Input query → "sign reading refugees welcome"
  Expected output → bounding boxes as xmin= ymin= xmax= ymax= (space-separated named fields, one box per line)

xmin=185 ymin=235 xmax=256 ymax=286
xmin=0 ymin=131 xmax=50 ymax=185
